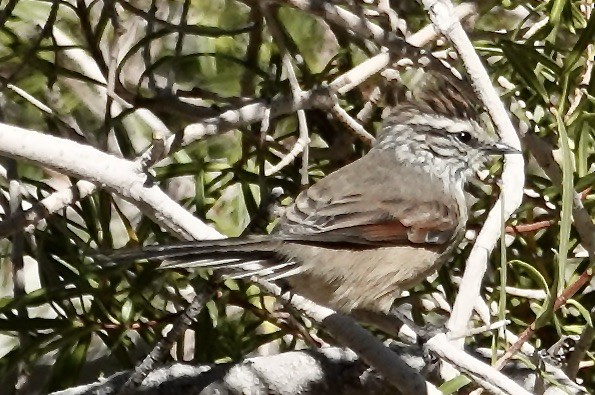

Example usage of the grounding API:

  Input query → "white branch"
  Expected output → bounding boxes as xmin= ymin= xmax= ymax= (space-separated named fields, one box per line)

xmin=49 ymin=347 xmax=412 ymax=395
xmin=265 ymin=137 xmax=308 ymax=176
xmin=0 ymin=180 xmax=96 ymax=237
xmin=426 ymin=334 xmax=531 ymax=395
xmin=421 ymin=0 xmax=525 ymax=342
xmin=0 ymin=122 xmax=219 ymax=241
xmin=0 ymin=26 xmax=175 ymax=237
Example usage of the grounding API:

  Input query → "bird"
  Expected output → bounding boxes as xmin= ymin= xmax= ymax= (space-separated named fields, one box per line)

xmin=111 ymin=87 xmax=518 ymax=314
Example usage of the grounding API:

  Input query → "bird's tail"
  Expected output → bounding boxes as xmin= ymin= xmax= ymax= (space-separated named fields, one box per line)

xmin=109 ymin=235 xmax=300 ymax=281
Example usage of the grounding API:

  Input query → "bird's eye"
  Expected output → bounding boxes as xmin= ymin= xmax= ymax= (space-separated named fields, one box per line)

xmin=455 ymin=131 xmax=473 ymax=144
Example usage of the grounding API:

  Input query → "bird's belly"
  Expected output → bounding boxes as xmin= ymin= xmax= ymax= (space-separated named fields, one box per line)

xmin=279 ymin=244 xmax=442 ymax=313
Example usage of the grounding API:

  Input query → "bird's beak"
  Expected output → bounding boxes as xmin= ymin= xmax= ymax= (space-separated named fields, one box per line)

xmin=482 ymin=141 xmax=522 ymax=155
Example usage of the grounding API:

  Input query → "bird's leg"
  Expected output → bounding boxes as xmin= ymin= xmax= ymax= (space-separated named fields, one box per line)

xmin=389 ymin=308 xmax=445 ymax=343
xmin=352 ymin=307 xmax=446 ymax=343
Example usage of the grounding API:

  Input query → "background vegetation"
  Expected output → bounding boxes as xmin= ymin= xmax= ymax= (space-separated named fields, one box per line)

xmin=0 ymin=0 xmax=593 ymax=394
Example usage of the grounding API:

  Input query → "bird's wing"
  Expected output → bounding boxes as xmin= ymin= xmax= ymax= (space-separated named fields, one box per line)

xmin=278 ymin=149 xmax=460 ymax=247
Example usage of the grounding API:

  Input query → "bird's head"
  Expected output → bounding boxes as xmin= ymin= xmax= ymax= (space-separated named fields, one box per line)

xmin=376 ymin=84 xmax=519 ymax=183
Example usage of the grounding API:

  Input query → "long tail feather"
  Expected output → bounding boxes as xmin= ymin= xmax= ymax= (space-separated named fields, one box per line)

xmin=110 ymin=235 xmax=280 ymax=262
xmin=227 ymin=260 xmax=296 ymax=280
xmin=108 ymin=236 xmax=293 ymax=280
xmin=264 ymin=265 xmax=303 ymax=281
xmin=159 ymin=258 xmax=243 ymax=269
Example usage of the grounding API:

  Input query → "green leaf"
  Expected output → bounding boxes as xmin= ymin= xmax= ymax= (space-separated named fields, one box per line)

xmin=0 ymin=287 xmax=85 ymax=315
xmin=564 ymin=12 xmax=595 ymax=72
xmin=576 ymin=168 xmax=595 ymax=192
xmin=555 ymin=111 xmax=574 ymax=296
xmin=46 ymin=334 xmax=91 ymax=391
xmin=122 ymin=299 xmax=134 ymax=323
xmin=439 ymin=375 xmax=472 ymax=394
xmin=501 ymin=41 xmax=549 ymax=102
xmin=550 ymin=0 xmax=568 ymax=25
xmin=565 ymin=299 xmax=593 ymax=327
xmin=508 ymin=260 xmax=550 ymax=291
xmin=534 ymin=286 xmax=556 ymax=330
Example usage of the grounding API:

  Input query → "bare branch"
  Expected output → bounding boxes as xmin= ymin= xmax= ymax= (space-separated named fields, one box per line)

xmin=50 ymin=347 xmax=399 ymax=395
xmin=262 ymin=5 xmax=311 ymax=183
xmin=426 ymin=334 xmax=531 ymax=395
xmin=0 ymin=122 xmax=219 ymax=241
xmin=420 ymin=0 xmax=525 ymax=343
xmin=119 ymin=289 xmax=211 ymax=394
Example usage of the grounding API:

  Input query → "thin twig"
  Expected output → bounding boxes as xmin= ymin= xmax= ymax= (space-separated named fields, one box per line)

xmin=265 ymin=137 xmax=308 ymax=176
xmin=505 ymin=219 xmax=555 ymax=234
xmin=426 ymin=334 xmax=531 ymax=395
xmin=262 ymin=5 xmax=311 ymax=183
xmin=494 ymin=266 xmax=594 ymax=369
xmin=118 ymin=288 xmax=212 ymax=394
xmin=0 ymin=180 xmax=97 ymax=238
xmin=166 ymin=0 xmax=191 ymax=92
xmin=7 ymin=159 xmax=29 ymax=395
xmin=330 ymin=103 xmax=376 ymax=145
xmin=139 ymin=132 xmax=166 ymax=170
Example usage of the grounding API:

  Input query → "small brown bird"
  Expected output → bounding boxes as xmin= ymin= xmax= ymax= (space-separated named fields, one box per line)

xmin=113 ymin=90 xmax=518 ymax=314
